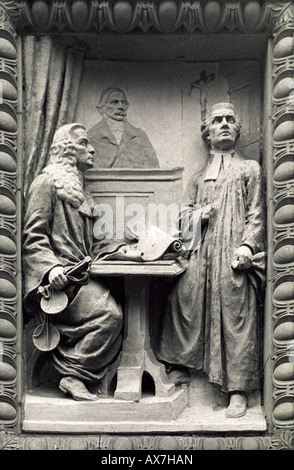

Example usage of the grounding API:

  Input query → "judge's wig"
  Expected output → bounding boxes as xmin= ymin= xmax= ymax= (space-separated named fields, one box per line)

xmin=43 ymin=124 xmax=87 ymax=208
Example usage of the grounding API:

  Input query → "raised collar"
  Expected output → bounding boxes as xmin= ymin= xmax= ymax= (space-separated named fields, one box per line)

xmin=204 ymin=150 xmax=236 ymax=181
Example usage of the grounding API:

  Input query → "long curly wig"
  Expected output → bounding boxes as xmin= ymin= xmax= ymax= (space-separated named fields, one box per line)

xmin=42 ymin=124 xmax=86 ymax=208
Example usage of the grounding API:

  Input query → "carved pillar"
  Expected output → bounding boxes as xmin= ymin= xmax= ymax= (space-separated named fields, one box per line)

xmin=0 ymin=3 xmax=19 ymax=434
xmin=271 ymin=3 xmax=294 ymax=430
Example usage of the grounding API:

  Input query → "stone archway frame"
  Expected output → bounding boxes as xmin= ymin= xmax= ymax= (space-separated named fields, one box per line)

xmin=0 ymin=0 xmax=293 ymax=451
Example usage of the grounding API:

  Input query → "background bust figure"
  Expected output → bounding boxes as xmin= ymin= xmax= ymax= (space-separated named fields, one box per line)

xmin=87 ymin=87 xmax=159 ymax=169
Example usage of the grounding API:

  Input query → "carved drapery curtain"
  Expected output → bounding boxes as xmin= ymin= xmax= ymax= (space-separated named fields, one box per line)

xmin=22 ymin=36 xmax=84 ymax=196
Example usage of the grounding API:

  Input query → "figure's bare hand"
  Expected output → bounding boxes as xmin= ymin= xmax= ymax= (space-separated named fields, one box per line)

xmin=48 ymin=266 xmax=68 ymax=290
xmin=231 ymin=245 xmax=253 ymax=270
xmin=201 ymin=204 xmax=212 ymax=223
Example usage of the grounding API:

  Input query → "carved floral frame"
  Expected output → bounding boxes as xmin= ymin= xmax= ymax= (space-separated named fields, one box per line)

xmin=0 ymin=0 xmax=293 ymax=451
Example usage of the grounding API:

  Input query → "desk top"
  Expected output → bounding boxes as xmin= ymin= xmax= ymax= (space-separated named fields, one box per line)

xmin=90 ymin=260 xmax=186 ymax=277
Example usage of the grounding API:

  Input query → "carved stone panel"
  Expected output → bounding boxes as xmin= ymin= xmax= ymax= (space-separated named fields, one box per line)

xmin=0 ymin=0 xmax=294 ymax=452
xmin=272 ymin=14 xmax=294 ymax=430
xmin=0 ymin=3 xmax=18 ymax=433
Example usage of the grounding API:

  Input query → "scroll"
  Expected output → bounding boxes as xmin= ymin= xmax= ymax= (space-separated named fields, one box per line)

xmin=134 ymin=224 xmax=184 ymax=261
xmin=99 ymin=223 xmax=184 ymax=262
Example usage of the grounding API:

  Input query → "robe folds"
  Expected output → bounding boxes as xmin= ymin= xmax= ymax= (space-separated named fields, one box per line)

xmin=157 ymin=154 xmax=265 ymax=393
xmin=23 ymin=173 xmax=123 ymax=385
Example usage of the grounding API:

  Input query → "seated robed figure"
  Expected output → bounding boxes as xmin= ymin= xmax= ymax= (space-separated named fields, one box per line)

xmin=157 ymin=103 xmax=265 ymax=419
xmin=23 ymin=123 xmax=124 ymax=401
xmin=87 ymin=87 xmax=160 ymax=169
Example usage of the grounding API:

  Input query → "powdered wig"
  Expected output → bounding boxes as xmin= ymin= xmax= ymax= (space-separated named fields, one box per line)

xmin=201 ymin=103 xmax=242 ymax=148
xmin=96 ymin=87 xmax=129 ymax=114
xmin=42 ymin=124 xmax=86 ymax=208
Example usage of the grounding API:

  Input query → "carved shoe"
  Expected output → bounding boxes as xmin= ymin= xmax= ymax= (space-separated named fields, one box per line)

xmin=226 ymin=392 xmax=247 ymax=418
xmin=59 ymin=376 xmax=98 ymax=401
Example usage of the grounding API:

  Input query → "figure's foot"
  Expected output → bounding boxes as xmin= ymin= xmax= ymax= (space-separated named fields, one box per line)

xmin=59 ymin=376 xmax=98 ymax=401
xmin=215 ymin=390 xmax=229 ymax=407
xmin=226 ymin=392 xmax=247 ymax=418
xmin=166 ymin=366 xmax=190 ymax=386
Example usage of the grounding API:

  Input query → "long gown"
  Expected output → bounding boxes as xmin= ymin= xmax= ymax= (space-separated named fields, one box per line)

xmin=157 ymin=153 xmax=265 ymax=393
xmin=23 ymin=172 xmax=123 ymax=386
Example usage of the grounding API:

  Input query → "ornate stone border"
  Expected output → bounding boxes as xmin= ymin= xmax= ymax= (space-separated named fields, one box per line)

xmin=0 ymin=430 xmax=294 ymax=450
xmin=0 ymin=0 xmax=293 ymax=450
xmin=4 ymin=0 xmax=288 ymax=34
xmin=0 ymin=0 xmax=19 ymax=437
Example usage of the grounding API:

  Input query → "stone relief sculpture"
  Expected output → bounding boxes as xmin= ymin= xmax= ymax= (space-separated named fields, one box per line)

xmin=157 ymin=103 xmax=266 ymax=419
xmin=22 ymin=123 xmax=123 ymax=401
xmin=1 ymin=0 xmax=294 ymax=451
xmin=87 ymin=87 xmax=160 ymax=168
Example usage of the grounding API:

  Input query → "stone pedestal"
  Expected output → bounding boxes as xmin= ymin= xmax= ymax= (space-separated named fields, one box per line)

xmin=22 ymin=372 xmax=265 ymax=434
xmin=114 ymin=276 xmax=175 ymax=401
xmin=22 ymin=387 xmax=188 ymax=433
xmin=91 ymin=260 xmax=186 ymax=402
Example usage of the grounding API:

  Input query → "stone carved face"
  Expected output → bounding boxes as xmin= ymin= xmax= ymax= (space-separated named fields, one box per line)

xmin=101 ymin=90 xmax=129 ymax=122
xmin=206 ymin=104 xmax=239 ymax=151
xmin=71 ymin=127 xmax=95 ymax=171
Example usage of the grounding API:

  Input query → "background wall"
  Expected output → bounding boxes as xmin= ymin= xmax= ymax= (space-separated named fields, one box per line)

xmin=75 ymin=60 xmax=262 ymax=188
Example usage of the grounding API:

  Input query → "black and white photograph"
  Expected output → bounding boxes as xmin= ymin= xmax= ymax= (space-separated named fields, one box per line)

xmin=0 ymin=0 xmax=293 ymax=459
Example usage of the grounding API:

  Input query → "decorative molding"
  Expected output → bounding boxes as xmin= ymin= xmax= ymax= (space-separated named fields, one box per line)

xmin=0 ymin=1 xmax=20 ymax=26
xmin=271 ymin=4 xmax=294 ymax=432
xmin=0 ymin=3 xmax=18 ymax=434
xmin=0 ymin=430 xmax=293 ymax=450
xmin=2 ymin=0 xmax=292 ymax=35
xmin=271 ymin=1 xmax=294 ymax=28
